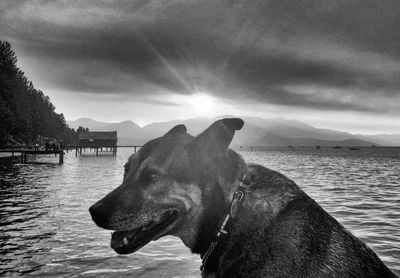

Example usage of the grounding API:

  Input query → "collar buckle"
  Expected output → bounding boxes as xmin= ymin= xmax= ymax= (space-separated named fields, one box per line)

xmin=233 ymin=190 xmax=244 ymax=202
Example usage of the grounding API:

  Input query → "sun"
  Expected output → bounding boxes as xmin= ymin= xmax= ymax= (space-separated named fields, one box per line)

xmin=169 ymin=91 xmax=219 ymax=117
xmin=188 ymin=93 xmax=216 ymax=114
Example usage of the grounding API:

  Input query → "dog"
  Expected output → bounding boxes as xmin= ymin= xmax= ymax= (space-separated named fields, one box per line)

xmin=89 ymin=118 xmax=398 ymax=278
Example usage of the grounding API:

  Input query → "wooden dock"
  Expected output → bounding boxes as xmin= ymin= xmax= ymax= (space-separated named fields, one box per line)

xmin=0 ymin=148 xmax=64 ymax=164
xmin=0 ymin=145 xmax=142 ymax=165
xmin=65 ymin=145 xmax=142 ymax=156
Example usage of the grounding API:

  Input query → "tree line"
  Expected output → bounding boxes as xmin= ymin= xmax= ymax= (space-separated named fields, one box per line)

xmin=0 ymin=41 xmax=79 ymax=146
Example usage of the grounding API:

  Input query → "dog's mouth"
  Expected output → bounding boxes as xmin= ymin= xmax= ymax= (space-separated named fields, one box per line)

xmin=110 ymin=210 xmax=179 ymax=254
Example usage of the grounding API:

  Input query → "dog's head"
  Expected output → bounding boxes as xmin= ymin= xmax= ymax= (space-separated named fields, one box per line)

xmin=89 ymin=118 xmax=246 ymax=254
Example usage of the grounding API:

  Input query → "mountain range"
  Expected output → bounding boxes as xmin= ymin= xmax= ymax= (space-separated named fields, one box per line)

xmin=67 ymin=117 xmax=399 ymax=146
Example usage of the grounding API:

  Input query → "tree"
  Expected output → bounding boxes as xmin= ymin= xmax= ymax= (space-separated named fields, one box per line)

xmin=0 ymin=41 xmax=78 ymax=145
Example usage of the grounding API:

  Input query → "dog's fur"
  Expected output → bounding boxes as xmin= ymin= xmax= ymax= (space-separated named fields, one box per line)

xmin=90 ymin=118 xmax=397 ymax=278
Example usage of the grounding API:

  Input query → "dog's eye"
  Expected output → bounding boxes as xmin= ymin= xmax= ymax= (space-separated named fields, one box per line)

xmin=140 ymin=169 xmax=159 ymax=183
xmin=148 ymin=172 xmax=158 ymax=181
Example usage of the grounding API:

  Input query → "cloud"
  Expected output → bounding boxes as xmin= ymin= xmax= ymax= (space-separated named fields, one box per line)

xmin=1 ymin=0 xmax=400 ymax=114
xmin=137 ymin=98 xmax=181 ymax=107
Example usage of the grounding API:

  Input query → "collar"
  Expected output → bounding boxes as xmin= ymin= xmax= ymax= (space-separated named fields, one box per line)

xmin=200 ymin=174 xmax=249 ymax=276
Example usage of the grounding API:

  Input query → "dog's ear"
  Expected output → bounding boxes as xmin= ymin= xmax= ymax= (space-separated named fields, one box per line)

xmin=188 ymin=118 xmax=243 ymax=153
xmin=165 ymin=124 xmax=187 ymax=136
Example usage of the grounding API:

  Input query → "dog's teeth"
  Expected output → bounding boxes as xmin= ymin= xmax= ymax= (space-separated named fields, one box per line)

xmin=123 ymin=237 xmax=129 ymax=246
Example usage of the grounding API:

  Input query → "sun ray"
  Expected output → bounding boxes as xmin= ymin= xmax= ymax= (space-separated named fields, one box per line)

xmin=137 ymin=31 xmax=193 ymax=93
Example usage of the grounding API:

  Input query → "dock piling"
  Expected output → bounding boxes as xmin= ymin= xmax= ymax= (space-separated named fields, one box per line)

xmin=59 ymin=151 xmax=64 ymax=164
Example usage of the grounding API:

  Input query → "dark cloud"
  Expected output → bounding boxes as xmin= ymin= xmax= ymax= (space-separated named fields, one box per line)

xmin=1 ymin=0 xmax=400 ymax=113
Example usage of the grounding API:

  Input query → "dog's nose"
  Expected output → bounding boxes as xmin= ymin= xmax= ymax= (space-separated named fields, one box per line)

xmin=89 ymin=201 xmax=110 ymax=229
xmin=88 ymin=203 xmax=97 ymax=217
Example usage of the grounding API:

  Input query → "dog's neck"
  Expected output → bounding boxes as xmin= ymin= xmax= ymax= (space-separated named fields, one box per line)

xmin=177 ymin=180 xmax=229 ymax=251
xmin=174 ymin=151 xmax=248 ymax=275
xmin=197 ymin=175 xmax=249 ymax=276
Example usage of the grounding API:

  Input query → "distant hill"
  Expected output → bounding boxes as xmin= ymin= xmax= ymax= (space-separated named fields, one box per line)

xmin=95 ymin=121 xmax=141 ymax=139
xmin=67 ymin=118 xmax=109 ymax=130
xmin=68 ymin=118 xmax=142 ymax=144
xmin=67 ymin=116 xmax=400 ymax=147
xmin=361 ymin=134 xmax=400 ymax=146
xmin=231 ymin=117 xmax=378 ymax=146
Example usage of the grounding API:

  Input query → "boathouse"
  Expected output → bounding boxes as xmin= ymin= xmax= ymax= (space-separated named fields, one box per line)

xmin=78 ymin=131 xmax=117 ymax=156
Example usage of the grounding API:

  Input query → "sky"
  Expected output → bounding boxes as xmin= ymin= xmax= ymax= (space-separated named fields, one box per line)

xmin=1 ymin=0 xmax=400 ymax=134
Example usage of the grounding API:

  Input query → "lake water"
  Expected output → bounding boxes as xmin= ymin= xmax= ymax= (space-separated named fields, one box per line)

xmin=0 ymin=147 xmax=399 ymax=277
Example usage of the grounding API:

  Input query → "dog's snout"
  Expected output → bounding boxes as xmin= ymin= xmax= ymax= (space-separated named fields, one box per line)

xmin=88 ymin=203 xmax=98 ymax=217
xmin=89 ymin=201 xmax=110 ymax=229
